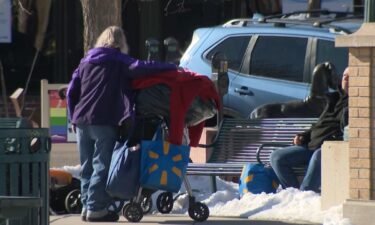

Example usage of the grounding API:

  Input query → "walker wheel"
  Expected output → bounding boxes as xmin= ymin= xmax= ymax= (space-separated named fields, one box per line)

xmin=123 ymin=202 xmax=143 ymax=222
xmin=188 ymin=202 xmax=209 ymax=222
xmin=156 ymin=192 xmax=174 ymax=214
xmin=141 ymin=195 xmax=153 ymax=214
xmin=64 ymin=189 xmax=82 ymax=214
xmin=122 ymin=202 xmax=130 ymax=216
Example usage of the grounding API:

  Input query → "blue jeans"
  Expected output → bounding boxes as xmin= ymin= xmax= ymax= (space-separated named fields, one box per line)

xmin=76 ymin=125 xmax=117 ymax=213
xmin=270 ymin=145 xmax=321 ymax=192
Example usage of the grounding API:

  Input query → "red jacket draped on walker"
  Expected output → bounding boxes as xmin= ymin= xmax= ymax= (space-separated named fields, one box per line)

xmin=132 ymin=69 xmax=220 ymax=147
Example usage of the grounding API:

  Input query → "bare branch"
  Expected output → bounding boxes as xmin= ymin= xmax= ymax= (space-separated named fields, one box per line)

xmin=164 ymin=0 xmax=190 ymax=16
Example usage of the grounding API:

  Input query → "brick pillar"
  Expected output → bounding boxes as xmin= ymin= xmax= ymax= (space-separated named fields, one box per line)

xmin=336 ymin=23 xmax=375 ymax=200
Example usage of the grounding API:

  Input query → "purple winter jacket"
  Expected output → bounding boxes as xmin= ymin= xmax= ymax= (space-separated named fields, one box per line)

xmin=67 ymin=47 xmax=177 ymax=125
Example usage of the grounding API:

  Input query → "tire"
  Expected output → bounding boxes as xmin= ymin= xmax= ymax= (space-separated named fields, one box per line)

xmin=122 ymin=202 xmax=130 ymax=217
xmin=64 ymin=189 xmax=82 ymax=214
xmin=156 ymin=192 xmax=174 ymax=214
xmin=123 ymin=202 xmax=143 ymax=222
xmin=141 ymin=195 xmax=153 ymax=214
xmin=188 ymin=202 xmax=209 ymax=222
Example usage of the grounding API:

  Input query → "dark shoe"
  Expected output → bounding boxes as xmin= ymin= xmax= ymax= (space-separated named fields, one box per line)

xmin=81 ymin=215 xmax=86 ymax=221
xmin=86 ymin=211 xmax=119 ymax=222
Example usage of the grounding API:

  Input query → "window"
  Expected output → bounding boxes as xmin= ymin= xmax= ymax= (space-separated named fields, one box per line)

xmin=206 ymin=36 xmax=251 ymax=71
xmin=316 ymin=40 xmax=348 ymax=78
xmin=249 ymin=36 xmax=307 ymax=82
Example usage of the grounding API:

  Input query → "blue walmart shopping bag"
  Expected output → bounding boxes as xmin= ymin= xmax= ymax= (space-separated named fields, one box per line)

xmin=239 ymin=163 xmax=279 ymax=197
xmin=140 ymin=129 xmax=190 ymax=193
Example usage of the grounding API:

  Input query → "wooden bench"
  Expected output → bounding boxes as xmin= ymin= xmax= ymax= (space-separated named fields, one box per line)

xmin=187 ymin=117 xmax=318 ymax=192
xmin=0 ymin=117 xmax=51 ymax=225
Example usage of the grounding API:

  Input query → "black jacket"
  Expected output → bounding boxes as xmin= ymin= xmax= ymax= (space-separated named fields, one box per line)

xmin=300 ymin=88 xmax=348 ymax=150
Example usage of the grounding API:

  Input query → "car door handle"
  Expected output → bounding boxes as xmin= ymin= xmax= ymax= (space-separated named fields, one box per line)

xmin=234 ymin=87 xmax=254 ymax=96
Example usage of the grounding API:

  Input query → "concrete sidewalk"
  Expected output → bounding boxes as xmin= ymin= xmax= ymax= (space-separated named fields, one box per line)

xmin=50 ymin=214 xmax=321 ymax=225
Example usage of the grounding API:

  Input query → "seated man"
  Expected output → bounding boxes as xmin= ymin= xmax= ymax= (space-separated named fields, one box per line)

xmin=270 ymin=67 xmax=349 ymax=193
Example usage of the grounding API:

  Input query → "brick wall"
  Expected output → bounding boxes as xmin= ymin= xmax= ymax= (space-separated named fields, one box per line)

xmin=336 ymin=23 xmax=375 ymax=201
xmin=347 ymin=48 xmax=373 ymax=200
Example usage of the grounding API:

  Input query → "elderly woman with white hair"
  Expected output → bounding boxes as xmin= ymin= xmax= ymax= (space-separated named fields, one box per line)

xmin=66 ymin=26 xmax=178 ymax=222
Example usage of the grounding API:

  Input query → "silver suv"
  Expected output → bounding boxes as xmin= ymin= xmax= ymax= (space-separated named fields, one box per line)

xmin=179 ymin=11 xmax=362 ymax=119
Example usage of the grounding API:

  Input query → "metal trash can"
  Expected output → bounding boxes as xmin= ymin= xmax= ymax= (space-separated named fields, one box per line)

xmin=0 ymin=126 xmax=51 ymax=225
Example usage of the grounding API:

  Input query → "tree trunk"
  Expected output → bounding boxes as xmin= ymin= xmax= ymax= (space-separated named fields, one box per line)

xmin=34 ymin=0 xmax=52 ymax=50
xmin=308 ymin=0 xmax=321 ymax=11
xmin=308 ymin=0 xmax=321 ymax=17
xmin=80 ymin=0 xmax=122 ymax=53
xmin=0 ymin=61 xmax=9 ymax=117
xmin=17 ymin=0 xmax=34 ymax=35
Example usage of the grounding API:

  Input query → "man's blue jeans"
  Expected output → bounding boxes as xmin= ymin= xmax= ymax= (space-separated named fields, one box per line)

xmin=270 ymin=145 xmax=321 ymax=192
xmin=76 ymin=125 xmax=117 ymax=215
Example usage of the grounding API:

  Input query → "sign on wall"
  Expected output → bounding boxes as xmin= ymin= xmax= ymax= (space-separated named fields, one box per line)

xmin=0 ymin=0 xmax=11 ymax=43
xmin=48 ymin=90 xmax=77 ymax=142
xmin=41 ymin=80 xmax=77 ymax=143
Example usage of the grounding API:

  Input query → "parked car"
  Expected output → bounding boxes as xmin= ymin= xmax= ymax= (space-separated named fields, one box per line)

xmin=179 ymin=11 xmax=362 ymax=119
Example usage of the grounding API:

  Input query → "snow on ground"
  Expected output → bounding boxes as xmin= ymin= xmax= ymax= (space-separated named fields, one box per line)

xmin=55 ymin=165 xmax=353 ymax=225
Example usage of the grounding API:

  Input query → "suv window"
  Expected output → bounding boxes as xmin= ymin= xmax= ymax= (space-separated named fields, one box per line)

xmin=206 ymin=36 xmax=250 ymax=71
xmin=249 ymin=36 xmax=307 ymax=82
xmin=316 ymin=39 xmax=348 ymax=77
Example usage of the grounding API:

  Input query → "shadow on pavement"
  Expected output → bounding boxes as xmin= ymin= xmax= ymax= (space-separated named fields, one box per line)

xmin=156 ymin=218 xmax=321 ymax=225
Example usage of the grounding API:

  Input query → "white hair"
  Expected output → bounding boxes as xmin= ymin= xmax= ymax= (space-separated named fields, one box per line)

xmin=95 ymin=26 xmax=129 ymax=54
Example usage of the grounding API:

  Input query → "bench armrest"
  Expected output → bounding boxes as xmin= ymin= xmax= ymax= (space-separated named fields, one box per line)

xmin=256 ymin=142 xmax=291 ymax=164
